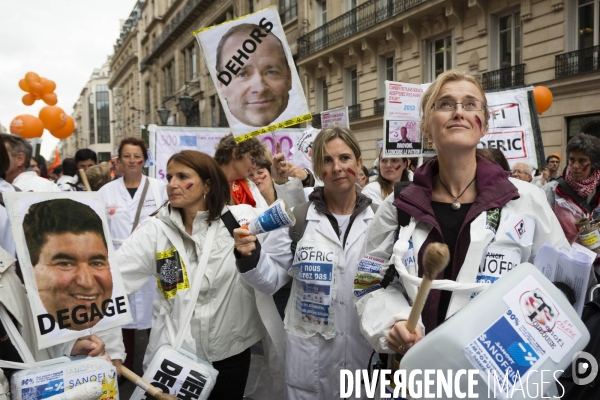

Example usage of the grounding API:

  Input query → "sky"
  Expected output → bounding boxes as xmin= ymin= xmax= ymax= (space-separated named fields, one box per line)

xmin=0 ymin=0 xmax=139 ymax=159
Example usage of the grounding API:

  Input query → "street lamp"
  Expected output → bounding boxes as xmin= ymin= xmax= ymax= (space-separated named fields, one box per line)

xmin=157 ymin=105 xmax=170 ymax=125
xmin=179 ymin=81 xmax=200 ymax=126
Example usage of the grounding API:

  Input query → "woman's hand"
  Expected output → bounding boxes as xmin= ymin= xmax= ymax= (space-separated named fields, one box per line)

xmin=271 ymin=142 xmax=290 ymax=185
xmin=387 ymin=320 xmax=423 ymax=355
xmin=233 ymin=228 xmax=257 ymax=257
xmin=288 ymin=165 xmax=308 ymax=181
xmin=71 ymin=335 xmax=105 ymax=357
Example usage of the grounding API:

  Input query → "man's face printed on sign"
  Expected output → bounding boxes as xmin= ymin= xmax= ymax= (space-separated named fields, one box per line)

xmin=217 ymin=23 xmax=292 ymax=127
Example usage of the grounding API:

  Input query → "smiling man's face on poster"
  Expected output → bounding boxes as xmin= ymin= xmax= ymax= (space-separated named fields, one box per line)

xmin=216 ymin=23 xmax=292 ymax=127
xmin=23 ymin=199 xmax=113 ymax=331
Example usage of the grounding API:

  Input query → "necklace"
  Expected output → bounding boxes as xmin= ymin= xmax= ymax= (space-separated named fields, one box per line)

xmin=437 ymin=175 xmax=476 ymax=211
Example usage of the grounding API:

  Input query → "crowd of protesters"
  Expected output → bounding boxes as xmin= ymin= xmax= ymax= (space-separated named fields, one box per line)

xmin=1 ymin=69 xmax=599 ymax=399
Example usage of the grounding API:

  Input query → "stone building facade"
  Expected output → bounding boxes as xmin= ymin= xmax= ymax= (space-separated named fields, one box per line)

xmin=109 ymin=0 xmax=600 ymax=168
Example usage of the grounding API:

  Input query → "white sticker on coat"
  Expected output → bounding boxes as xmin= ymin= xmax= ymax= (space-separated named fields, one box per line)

xmin=504 ymin=214 xmax=535 ymax=246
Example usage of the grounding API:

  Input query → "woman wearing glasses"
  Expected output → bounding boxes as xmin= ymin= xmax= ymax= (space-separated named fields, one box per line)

xmin=355 ymin=70 xmax=568 ymax=356
xmin=98 ymin=137 xmax=167 ymax=372
xmin=543 ymin=133 xmax=600 ymax=243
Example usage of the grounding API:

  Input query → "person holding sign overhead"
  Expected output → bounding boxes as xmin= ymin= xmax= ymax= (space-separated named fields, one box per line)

xmin=216 ymin=21 xmax=292 ymax=127
xmin=354 ymin=70 xmax=568 ymax=359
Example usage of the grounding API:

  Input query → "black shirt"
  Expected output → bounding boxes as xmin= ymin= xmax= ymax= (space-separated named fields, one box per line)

xmin=431 ymin=201 xmax=473 ymax=327
xmin=127 ymin=187 xmax=137 ymax=198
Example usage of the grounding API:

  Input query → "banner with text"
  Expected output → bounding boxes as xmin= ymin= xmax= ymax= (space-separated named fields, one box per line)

xmin=383 ymin=81 xmax=541 ymax=168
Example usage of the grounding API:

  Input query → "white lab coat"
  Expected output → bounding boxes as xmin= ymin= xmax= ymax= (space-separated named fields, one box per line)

xmin=12 ymin=171 xmax=60 ymax=192
xmin=361 ymin=181 xmax=384 ymax=205
xmin=115 ymin=205 xmax=285 ymax=368
xmin=240 ymin=200 xmax=375 ymax=400
xmin=355 ymin=178 xmax=571 ymax=354
xmin=98 ymin=175 xmax=166 ymax=330
xmin=55 ymin=174 xmax=78 ymax=191
xmin=0 ymin=179 xmax=16 ymax=258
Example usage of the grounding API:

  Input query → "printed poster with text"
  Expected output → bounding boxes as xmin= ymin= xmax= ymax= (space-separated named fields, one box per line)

xmin=383 ymin=82 xmax=540 ymax=167
xmin=195 ymin=7 xmax=311 ymax=143
xmin=4 ymin=192 xmax=132 ymax=349
xmin=320 ymin=107 xmax=349 ymax=129
xmin=384 ymin=81 xmax=424 ymax=157
xmin=148 ymin=125 xmax=313 ymax=183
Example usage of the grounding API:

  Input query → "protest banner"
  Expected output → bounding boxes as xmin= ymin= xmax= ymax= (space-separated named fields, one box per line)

xmin=4 ymin=192 xmax=132 ymax=349
xmin=147 ymin=125 xmax=315 ymax=183
xmin=320 ymin=107 xmax=349 ymax=129
xmin=383 ymin=82 xmax=424 ymax=157
xmin=194 ymin=7 xmax=311 ymax=142
xmin=383 ymin=81 xmax=543 ymax=168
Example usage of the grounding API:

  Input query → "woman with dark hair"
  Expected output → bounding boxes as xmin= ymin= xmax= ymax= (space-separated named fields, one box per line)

xmin=29 ymin=155 xmax=47 ymax=178
xmin=355 ymin=70 xmax=568 ymax=359
xmin=0 ymin=140 xmax=16 ymax=257
xmin=357 ymin=165 xmax=369 ymax=189
xmin=361 ymin=151 xmax=410 ymax=205
xmin=544 ymin=133 xmax=600 ymax=243
xmin=117 ymin=150 xmax=274 ymax=399
xmin=233 ymin=126 xmax=376 ymax=399
xmin=98 ymin=137 xmax=166 ymax=373
xmin=214 ymin=133 xmax=267 ymax=207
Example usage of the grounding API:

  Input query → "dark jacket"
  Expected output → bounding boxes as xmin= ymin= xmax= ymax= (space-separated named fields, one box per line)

xmin=392 ymin=155 xmax=519 ymax=333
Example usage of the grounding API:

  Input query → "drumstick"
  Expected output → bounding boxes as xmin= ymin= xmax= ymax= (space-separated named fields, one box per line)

xmin=121 ymin=365 xmax=178 ymax=400
xmin=406 ymin=242 xmax=450 ymax=333
xmin=79 ymin=168 xmax=92 ymax=191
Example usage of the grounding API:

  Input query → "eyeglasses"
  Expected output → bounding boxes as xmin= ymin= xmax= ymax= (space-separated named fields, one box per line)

xmin=511 ymin=169 xmax=529 ymax=175
xmin=432 ymin=99 xmax=485 ymax=112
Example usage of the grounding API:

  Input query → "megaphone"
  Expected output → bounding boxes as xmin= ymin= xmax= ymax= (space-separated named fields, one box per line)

xmin=243 ymin=199 xmax=296 ymax=235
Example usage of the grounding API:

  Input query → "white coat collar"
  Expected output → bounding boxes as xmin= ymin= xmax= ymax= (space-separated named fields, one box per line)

xmin=118 ymin=175 xmax=148 ymax=203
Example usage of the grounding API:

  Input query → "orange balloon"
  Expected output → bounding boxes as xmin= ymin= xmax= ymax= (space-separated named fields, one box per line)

xmin=18 ymin=79 xmax=30 ymax=92
xmin=22 ymin=93 xmax=36 ymax=106
xmin=40 ymin=78 xmax=56 ymax=94
xmin=51 ymin=116 xmax=75 ymax=139
xmin=10 ymin=115 xmax=44 ymax=139
xmin=29 ymin=82 xmax=44 ymax=97
xmin=533 ymin=86 xmax=553 ymax=114
xmin=39 ymin=106 xmax=67 ymax=132
xmin=42 ymin=93 xmax=58 ymax=106
xmin=25 ymin=71 xmax=41 ymax=85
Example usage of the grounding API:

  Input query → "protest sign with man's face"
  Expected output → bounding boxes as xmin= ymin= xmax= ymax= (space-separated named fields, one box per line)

xmin=217 ymin=25 xmax=292 ymax=127
xmin=4 ymin=192 xmax=131 ymax=348
xmin=196 ymin=7 xmax=311 ymax=141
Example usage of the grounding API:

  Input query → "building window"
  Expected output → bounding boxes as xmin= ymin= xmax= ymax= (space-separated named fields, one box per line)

xmin=578 ymin=0 xmax=600 ymax=48
xmin=249 ymin=0 xmax=254 ymax=14
xmin=96 ymin=85 xmax=110 ymax=144
xmin=378 ymin=56 xmax=395 ymax=97
xmin=316 ymin=78 xmax=328 ymax=111
xmin=145 ymin=82 xmax=151 ymax=111
xmin=98 ymin=152 xmax=111 ymax=163
xmin=351 ymin=69 xmax=358 ymax=105
xmin=187 ymin=45 xmax=197 ymax=81
xmin=498 ymin=11 xmax=521 ymax=67
xmin=280 ymin=0 xmax=297 ymax=23
xmin=568 ymin=113 xmax=600 ymax=140
xmin=164 ymin=63 xmax=174 ymax=96
xmin=316 ymin=0 xmax=327 ymax=26
xmin=187 ymin=102 xmax=200 ymax=127
xmin=428 ymin=34 xmax=453 ymax=80
xmin=88 ymin=92 xmax=95 ymax=145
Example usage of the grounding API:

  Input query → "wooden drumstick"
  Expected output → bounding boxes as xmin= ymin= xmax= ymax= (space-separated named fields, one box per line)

xmin=120 ymin=365 xmax=178 ymax=400
xmin=79 ymin=168 xmax=92 ymax=191
xmin=406 ymin=242 xmax=450 ymax=333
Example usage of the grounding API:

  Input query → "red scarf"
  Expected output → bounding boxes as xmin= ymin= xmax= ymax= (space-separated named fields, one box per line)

xmin=564 ymin=165 xmax=600 ymax=198
xmin=230 ymin=179 xmax=256 ymax=207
